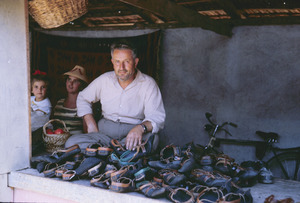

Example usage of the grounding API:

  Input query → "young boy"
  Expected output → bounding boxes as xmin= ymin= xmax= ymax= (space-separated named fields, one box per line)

xmin=31 ymin=73 xmax=52 ymax=118
xmin=31 ymin=71 xmax=52 ymax=154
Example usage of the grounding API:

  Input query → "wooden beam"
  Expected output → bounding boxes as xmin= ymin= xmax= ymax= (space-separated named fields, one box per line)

xmin=213 ymin=0 xmax=245 ymax=20
xmin=118 ymin=0 xmax=232 ymax=36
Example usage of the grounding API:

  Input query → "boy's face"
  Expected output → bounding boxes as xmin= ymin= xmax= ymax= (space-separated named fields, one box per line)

xmin=32 ymin=81 xmax=47 ymax=101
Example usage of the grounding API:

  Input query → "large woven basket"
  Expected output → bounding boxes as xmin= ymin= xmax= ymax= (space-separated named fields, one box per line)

xmin=42 ymin=119 xmax=71 ymax=152
xmin=28 ymin=0 xmax=88 ymax=29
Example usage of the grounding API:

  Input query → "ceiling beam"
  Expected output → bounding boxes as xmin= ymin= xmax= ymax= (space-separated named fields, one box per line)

xmin=118 ymin=0 xmax=232 ymax=36
xmin=213 ymin=0 xmax=245 ymax=20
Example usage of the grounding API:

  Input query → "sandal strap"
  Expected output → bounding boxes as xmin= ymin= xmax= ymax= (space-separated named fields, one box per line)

xmin=98 ymin=147 xmax=113 ymax=156
xmin=88 ymin=162 xmax=104 ymax=177
xmin=110 ymin=139 xmax=126 ymax=151
xmin=62 ymin=170 xmax=76 ymax=181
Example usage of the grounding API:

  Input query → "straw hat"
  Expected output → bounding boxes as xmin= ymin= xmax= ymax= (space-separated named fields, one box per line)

xmin=63 ymin=65 xmax=88 ymax=83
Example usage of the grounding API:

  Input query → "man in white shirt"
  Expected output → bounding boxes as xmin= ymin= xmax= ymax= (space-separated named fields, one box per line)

xmin=65 ymin=41 xmax=166 ymax=152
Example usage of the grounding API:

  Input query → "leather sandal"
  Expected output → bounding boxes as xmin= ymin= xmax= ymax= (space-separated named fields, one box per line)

xmin=110 ymin=177 xmax=135 ymax=193
xmin=85 ymin=143 xmax=102 ymax=157
xmin=62 ymin=170 xmax=76 ymax=181
xmin=55 ymin=166 xmax=68 ymax=178
xmin=190 ymin=185 xmax=209 ymax=198
xmin=191 ymin=169 xmax=230 ymax=187
xmin=64 ymin=161 xmax=80 ymax=170
xmin=134 ymin=167 xmax=156 ymax=182
xmin=108 ymin=152 xmax=137 ymax=168
xmin=136 ymin=181 xmax=166 ymax=198
xmin=75 ymin=157 xmax=103 ymax=177
xmin=32 ymin=144 xmax=81 ymax=164
xmin=119 ymin=134 xmax=155 ymax=163
xmin=178 ymin=149 xmax=196 ymax=173
xmin=90 ymin=174 xmax=111 ymax=189
xmin=148 ymin=159 xmax=182 ymax=170
xmin=160 ymin=144 xmax=182 ymax=163
xmin=109 ymin=139 xmax=126 ymax=156
xmin=88 ymin=161 xmax=106 ymax=177
xmin=158 ymin=169 xmax=186 ymax=186
xmin=168 ymin=187 xmax=194 ymax=203
xmin=214 ymin=154 xmax=235 ymax=175
xmin=43 ymin=163 xmax=59 ymax=178
xmin=219 ymin=192 xmax=245 ymax=203
xmin=111 ymin=166 xmax=129 ymax=181
xmin=97 ymin=146 xmax=113 ymax=158
xmin=196 ymin=187 xmax=224 ymax=203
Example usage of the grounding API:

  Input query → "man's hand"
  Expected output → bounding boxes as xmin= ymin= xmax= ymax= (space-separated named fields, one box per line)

xmin=125 ymin=125 xmax=144 ymax=151
xmin=83 ymin=114 xmax=99 ymax=133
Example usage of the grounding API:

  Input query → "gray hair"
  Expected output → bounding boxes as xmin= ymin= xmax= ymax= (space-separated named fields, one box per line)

xmin=110 ymin=41 xmax=137 ymax=59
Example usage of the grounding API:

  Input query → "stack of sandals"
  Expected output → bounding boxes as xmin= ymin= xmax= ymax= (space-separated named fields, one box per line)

xmin=31 ymin=136 xmax=294 ymax=203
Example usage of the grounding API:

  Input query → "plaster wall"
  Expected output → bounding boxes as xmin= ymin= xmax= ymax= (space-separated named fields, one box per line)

xmin=0 ymin=0 xmax=30 ymax=178
xmin=160 ymin=26 xmax=300 ymax=162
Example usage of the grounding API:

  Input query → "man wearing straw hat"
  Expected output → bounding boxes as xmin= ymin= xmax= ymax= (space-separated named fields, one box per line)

xmin=65 ymin=40 xmax=165 ymax=152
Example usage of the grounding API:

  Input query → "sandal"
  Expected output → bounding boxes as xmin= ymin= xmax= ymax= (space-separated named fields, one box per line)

xmin=75 ymin=157 xmax=103 ymax=176
xmin=32 ymin=144 xmax=81 ymax=164
xmin=109 ymin=139 xmax=126 ymax=156
xmin=43 ymin=163 xmax=59 ymax=178
xmin=119 ymin=134 xmax=155 ymax=163
xmin=160 ymin=144 xmax=182 ymax=163
xmin=134 ymin=167 xmax=156 ymax=182
xmin=168 ymin=187 xmax=194 ymax=203
xmin=85 ymin=143 xmax=102 ymax=157
xmin=110 ymin=177 xmax=135 ymax=193
xmin=90 ymin=174 xmax=111 ymax=189
xmin=196 ymin=187 xmax=224 ymax=203
xmin=55 ymin=165 xmax=68 ymax=178
xmin=62 ymin=170 xmax=76 ymax=181
xmin=87 ymin=161 xmax=106 ymax=178
xmin=136 ymin=181 xmax=166 ymax=198
xmin=158 ymin=169 xmax=186 ymax=186
xmin=191 ymin=169 xmax=230 ymax=187
xmin=97 ymin=146 xmax=113 ymax=158
xmin=178 ymin=149 xmax=196 ymax=173
xmin=214 ymin=154 xmax=235 ymax=176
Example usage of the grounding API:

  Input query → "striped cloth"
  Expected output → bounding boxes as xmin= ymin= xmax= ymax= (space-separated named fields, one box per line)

xmin=53 ymin=99 xmax=83 ymax=134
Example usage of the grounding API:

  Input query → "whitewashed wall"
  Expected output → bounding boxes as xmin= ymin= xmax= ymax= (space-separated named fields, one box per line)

xmin=0 ymin=0 xmax=29 ymax=201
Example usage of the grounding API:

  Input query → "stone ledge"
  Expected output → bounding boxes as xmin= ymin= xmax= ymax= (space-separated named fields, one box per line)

xmin=8 ymin=168 xmax=300 ymax=202
xmin=8 ymin=168 xmax=168 ymax=202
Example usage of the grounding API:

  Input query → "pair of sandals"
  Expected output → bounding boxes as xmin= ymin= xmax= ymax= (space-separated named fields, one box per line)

xmin=85 ymin=143 xmax=113 ymax=158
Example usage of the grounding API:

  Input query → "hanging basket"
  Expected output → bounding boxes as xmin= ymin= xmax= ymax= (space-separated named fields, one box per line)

xmin=28 ymin=0 xmax=89 ymax=29
xmin=42 ymin=119 xmax=71 ymax=152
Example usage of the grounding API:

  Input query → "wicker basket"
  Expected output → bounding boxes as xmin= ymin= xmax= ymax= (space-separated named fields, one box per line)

xmin=42 ymin=119 xmax=71 ymax=152
xmin=28 ymin=0 xmax=89 ymax=29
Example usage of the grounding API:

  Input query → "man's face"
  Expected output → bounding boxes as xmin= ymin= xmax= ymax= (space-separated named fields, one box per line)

xmin=111 ymin=49 xmax=139 ymax=82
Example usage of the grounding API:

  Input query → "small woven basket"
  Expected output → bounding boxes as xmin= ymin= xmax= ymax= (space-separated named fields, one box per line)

xmin=28 ymin=0 xmax=89 ymax=29
xmin=42 ymin=119 xmax=71 ymax=153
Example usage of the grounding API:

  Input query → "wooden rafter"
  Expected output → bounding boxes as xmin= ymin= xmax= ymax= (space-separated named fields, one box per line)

xmin=118 ymin=0 xmax=233 ymax=36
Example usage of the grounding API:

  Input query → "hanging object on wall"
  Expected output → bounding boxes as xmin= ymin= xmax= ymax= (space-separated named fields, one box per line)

xmin=28 ymin=0 xmax=88 ymax=29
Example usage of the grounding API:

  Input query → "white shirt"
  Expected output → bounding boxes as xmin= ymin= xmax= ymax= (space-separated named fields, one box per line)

xmin=77 ymin=70 xmax=166 ymax=133
xmin=31 ymin=96 xmax=52 ymax=115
